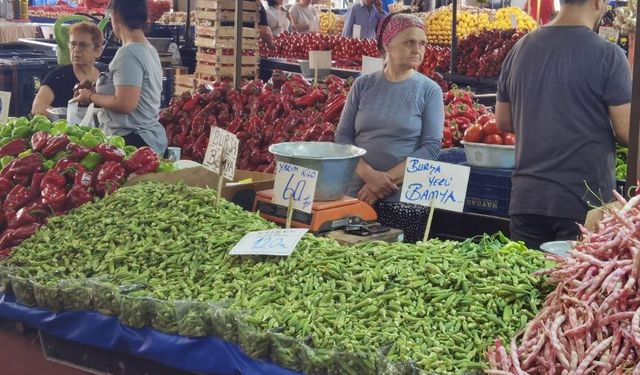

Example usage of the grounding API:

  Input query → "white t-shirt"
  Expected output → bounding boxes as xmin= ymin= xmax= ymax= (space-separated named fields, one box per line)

xmin=266 ymin=6 xmax=290 ymax=36
xmin=289 ymin=4 xmax=320 ymax=33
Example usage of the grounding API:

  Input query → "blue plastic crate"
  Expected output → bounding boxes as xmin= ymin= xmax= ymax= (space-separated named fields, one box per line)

xmin=463 ymin=166 xmax=513 ymax=217
xmin=437 ymin=147 xmax=467 ymax=164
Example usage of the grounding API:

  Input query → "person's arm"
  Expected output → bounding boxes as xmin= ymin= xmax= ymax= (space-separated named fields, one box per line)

xmin=31 ymin=85 xmax=55 ymax=116
xmin=342 ymin=7 xmax=355 ymax=37
xmin=495 ymin=101 xmax=514 ymax=133
xmin=610 ymin=104 xmax=630 ymax=146
xmin=603 ymin=47 xmax=633 ymax=146
xmin=78 ymin=85 xmax=142 ymax=114
xmin=334 ymin=77 xmax=361 ymax=146
xmin=259 ymin=25 xmax=275 ymax=48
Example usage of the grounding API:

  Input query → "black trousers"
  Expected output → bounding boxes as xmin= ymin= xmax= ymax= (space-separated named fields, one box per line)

xmin=123 ymin=132 xmax=168 ymax=158
xmin=510 ymin=214 xmax=582 ymax=250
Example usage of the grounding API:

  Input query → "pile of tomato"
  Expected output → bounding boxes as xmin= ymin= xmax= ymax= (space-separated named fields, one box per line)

xmin=463 ymin=114 xmax=516 ymax=145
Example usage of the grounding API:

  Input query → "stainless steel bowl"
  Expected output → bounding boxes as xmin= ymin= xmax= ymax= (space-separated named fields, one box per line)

xmin=540 ymin=241 xmax=573 ymax=258
xmin=269 ymin=142 xmax=366 ymax=201
xmin=147 ymin=37 xmax=173 ymax=52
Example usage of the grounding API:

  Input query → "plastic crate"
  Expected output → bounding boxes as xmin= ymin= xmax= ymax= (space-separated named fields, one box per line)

xmin=437 ymin=147 xmax=467 ymax=164
xmin=463 ymin=165 xmax=513 ymax=218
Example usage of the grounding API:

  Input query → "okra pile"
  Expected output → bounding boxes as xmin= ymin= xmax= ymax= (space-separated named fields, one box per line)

xmin=2 ymin=181 xmax=554 ymax=374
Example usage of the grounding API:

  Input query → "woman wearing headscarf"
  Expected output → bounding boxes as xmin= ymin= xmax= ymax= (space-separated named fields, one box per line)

xmin=335 ymin=13 xmax=444 ymax=243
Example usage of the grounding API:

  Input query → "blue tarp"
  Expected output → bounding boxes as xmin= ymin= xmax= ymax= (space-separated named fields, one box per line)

xmin=0 ymin=293 xmax=300 ymax=375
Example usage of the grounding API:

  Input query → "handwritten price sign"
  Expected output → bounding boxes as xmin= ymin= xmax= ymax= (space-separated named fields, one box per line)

xmin=202 ymin=127 xmax=239 ymax=180
xmin=229 ymin=229 xmax=309 ymax=256
xmin=273 ymin=161 xmax=318 ymax=213
xmin=400 ymin=158 xmax=470 ymax=212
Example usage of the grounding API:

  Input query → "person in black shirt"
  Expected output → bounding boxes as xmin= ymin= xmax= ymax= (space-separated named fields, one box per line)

xmin=31 ymin=22 xmax=103 ymax=117
xmin=259 ymin=2 xmax=275 ymax=49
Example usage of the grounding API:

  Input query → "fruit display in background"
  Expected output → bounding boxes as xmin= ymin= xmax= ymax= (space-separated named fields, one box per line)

xmin=457 ymin=29 xmax=526 ymax=77
xmin=156 ymin=11 xmax=196 ymax=25
xmin=419 ymin=44 xmax=451 ymax=76
xmin=147 ymin=0 xmax=172 ymax=23
xmin=319 ymin=12 xmax=344 ymax=35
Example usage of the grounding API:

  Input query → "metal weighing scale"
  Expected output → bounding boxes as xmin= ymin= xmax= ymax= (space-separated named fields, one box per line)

xmin=253 ymin=189 xmax=380 ymax=234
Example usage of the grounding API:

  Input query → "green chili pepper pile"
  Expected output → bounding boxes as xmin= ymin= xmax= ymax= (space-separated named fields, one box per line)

xmin=2 ymin=181 xmax=554 ymax=374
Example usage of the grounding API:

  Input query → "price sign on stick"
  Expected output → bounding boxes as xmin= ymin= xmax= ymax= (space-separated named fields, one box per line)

xmin=353 ymin=24 xmax=361 ymax=39
xmin=202 ymin=126 xmax=239 ymax=180
xmin=510 ymin=14 xmax=518 ymax=29
xmin=273 ymin=161 xmax=318 ymax=214
xmin=361 ymin=56 xmax=384 ymax=74
xmin=309 ymin=50 xmax=332 ymax=83
xmin=230 ymin=229 xmax=309 ymax=256
xmin=400 ymin=158 xmax=470 ymax=241
xmin=0 ymin=91 xmax=10 ymax=124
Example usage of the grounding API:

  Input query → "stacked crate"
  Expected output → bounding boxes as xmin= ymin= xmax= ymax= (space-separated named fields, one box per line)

xmin=174 ymin=69 xmax=196 ymax=97
xmin=194 ymin=0 xmax=259 ymax=83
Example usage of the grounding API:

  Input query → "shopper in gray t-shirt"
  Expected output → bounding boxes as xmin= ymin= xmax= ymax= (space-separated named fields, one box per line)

xmin=496 ymin=0 xmax=631 ymax=249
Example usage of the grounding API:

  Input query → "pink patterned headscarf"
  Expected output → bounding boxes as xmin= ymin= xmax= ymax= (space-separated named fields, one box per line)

xmin=378 ymin=13 xmax=426 ymax=48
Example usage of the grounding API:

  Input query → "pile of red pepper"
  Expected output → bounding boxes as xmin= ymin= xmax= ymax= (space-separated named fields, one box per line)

xmin=457 ymin=29 xmax=525 ymax=78
xmin=442 ymin=86 xmax=489 ymax=148
xmin=419 ymin=45 xmax=451 ymax=76
xmin=161 ymin=71 xmax=352 ymax=173
xmin=259 ymin=33 xmax=380 ymax=70
xmin=0 ymin=116 xmax=168 ymax=257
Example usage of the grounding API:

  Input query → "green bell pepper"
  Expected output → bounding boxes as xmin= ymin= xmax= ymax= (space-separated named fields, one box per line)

xmin=89 ymin=128 xmax=106 ymax=144
xmin=124 ymin=145 xmax=137 ymax=157
xmin=0 ymin=126 xmax=12 ymax=138
xmin=12 ymin=126 xmax=31 ymax=139
xmin=80 ymin=152 xmax=102 ymax=170
xmin=13 ymin=117 xmax=29 ymax=129
xmin=68 ymin=136 xmax=81 ymax=145
xmin=32 ymin=121 xmax=52 ymax=133
xmin=80 ymin=125 xmax=93 ymax=132
xmin=30 ymin=114 xmax=49 ymax=125
xmin=107 ymin=135 xmax=126 ymax=150
xmin=53 ymin=151 xmax=69 ymax=162
xmin=18 ymin=149 xmax=33 ymax=159
xmin=0 ymin=156 xmax=13 ymax=169
xmin=67 ymin=125 xmax=86 ymax=139
xmin=50 ymin=120 xmax=69 ymax=136
xmin=79 ymin=133 xmax=100 ymax=148
xmin=43 ymin=159 xmax=55 ymax=171
xmin=156 ymin=160 xmax=176 ymax=173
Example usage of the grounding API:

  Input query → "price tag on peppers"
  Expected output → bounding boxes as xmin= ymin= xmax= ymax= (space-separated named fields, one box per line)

xmin=0 ymin=91 xmax=10 ymax=125
xmin=400 ymin=158 xmax=470 ymax=213
xmin=309 ymin=50 xmax=332 ymax=70
xmin=273 ymin=161 xmax=318 ymax=214
xmin=229 ymin=228 xmax=308 ymax=256
xmin=202 ymin=126 xmax=239 ymax=180
xmin=352 ymin=24 xmax=362 ymax=39
xmin=361 ymin=56 xmax=384 ymax=74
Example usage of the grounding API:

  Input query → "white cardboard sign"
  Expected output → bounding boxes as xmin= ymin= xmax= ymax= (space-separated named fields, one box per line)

xmin=353 ymin=24 xmax=361 ymax=39
xmin=309 ymin=50 xmax=332 ymax=70
xmin=273 ymin=161 xmax=318 ymax=214
xmin=202 ymin=126 xmax=239 ymax=180
xmin=0 ymin=91 xmax=10 ymax=124
xmin=229 ymin=229 xmax=309 ymax=256
xmin=400 ymin=158 xmax=470 ymax=213
xmin=361 ymin=56 xmax=384 ymax=74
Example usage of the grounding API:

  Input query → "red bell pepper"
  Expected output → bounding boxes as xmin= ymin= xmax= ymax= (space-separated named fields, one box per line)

xmin=94 ymin=144 xmax=125 ymax=163
xmin=67 ymin=185 xmax=95 ymax=209
xmin=8 ymin=223 xmax=41 ymax=245
xmin=41 ymin=169 xmax=66 ymax=191
xmin=42 ymin=135 xmax=71 ymax=158
xmin=0 ymin=177 xmax=14 ymax=198
xmin=53 ymin=158 xmax=75 ymax=173
xmin=9 ymin=154 xmax=42 ymax=176
xmin=0 ymin=139 xmax=28 ymax=157
xmin=30 ymin=132 xmax=50 ymax=153
xmin=42 ymin=184 xmax=67 ymax=211
xmin=4 ymin=185 xmax=32 ymax=211
xmin=66 ymin=143 xmax=91 ymax=161
xmin=30 ymin=172 xmax=44 ymax=199
xmin=95 ymin=161 xmax=126 ymax=195
xmin=74 ymin=168 xmax=94 ymax=190
xmin=123 ymin=147 xmax=160 ymax=175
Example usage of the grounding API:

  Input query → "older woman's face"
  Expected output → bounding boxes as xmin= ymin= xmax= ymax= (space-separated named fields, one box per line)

xmin=385 ymin=27 xmax=427 ymax=70
xmin=69 ymin=31 xmax=101 ymax=66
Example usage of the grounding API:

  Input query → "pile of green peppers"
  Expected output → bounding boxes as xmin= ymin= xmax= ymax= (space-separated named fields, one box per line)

xmin=3 ymin=182 xmax=554 ymax=374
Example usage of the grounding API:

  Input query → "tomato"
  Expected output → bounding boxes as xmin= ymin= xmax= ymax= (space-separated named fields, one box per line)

xmin=463 ymin=124 xmax=484 ymax=143
xmin=483 ymin=119 xmax=500 ymax=135
xmin=483 ymin=134 xmax=503 ymax=145
xmin=503 ymin=133 xmax=516 ymax=145
xmin=477 ymin=114 xmax=494 ymax=126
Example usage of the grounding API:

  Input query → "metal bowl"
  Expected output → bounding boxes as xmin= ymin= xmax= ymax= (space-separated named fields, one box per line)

xmin=147 ymin=37 xmax=173 ymax=52
xmin=269 ymin=142 xmax=366 ymax=201
xmin=540 ymin=241 xmax=573 ymax=258
xmin=46 ymin=107 xmax=67 ymax=121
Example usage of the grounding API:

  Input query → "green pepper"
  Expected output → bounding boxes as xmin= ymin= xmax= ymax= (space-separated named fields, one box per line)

xmin=67 ymin=125 xmax=86 ymax=139
xmin=50 ymin=120 xmax=69 ymax=136
xmin=13 ymin=117 xmax=29 ymax=129
xmin=80 ymin=152 xmax=102 ymax=170
xmin=89 ymin=128 xmax=106 ymax=144
xmin=53 ymin=151 xmax=69 ymax=162
xmin=0 ymin=126 xmax=12 ymax=138
xmin=18 ymin=149 xmax=33 ymax=159
xmin=43 ymin=159 xmax=55 ymax=171
xmin=0 ymin=156 xmax=13 ymax=169
xmin=79 ymin=133 xmax=99 ymax=148
xmin=30 ymin=114 xmax=49 ymax=126
xmin=0 ymin=137 xmax=12 ymax=147
xmin=107 ymin=135 xmax=126 ymax=150
xmin=124 ymin=145 xmax=137 ymax=156
xmin=12 ymin=126 xmax=31 ymax=139
xmin=80 ymin=125 xmax=93 ymax=132
xmin=68 ymin=136 xmax=81 ymax=145
xmin=32 ymin=121 xmax=52 ymax=133
xmin=156 ymin=160 xmax=176 ymax=173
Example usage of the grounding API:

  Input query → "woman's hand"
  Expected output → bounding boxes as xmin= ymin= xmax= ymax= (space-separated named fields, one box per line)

xmin=75 ymin=88 xmax=94 ymax=106
xmin=362 ymin=169 xmax=398 ymax=200
xmin=357 ymin=185 xmax=378 ymax=206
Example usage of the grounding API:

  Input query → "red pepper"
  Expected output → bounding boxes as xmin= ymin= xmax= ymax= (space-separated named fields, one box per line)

xmin=282 ymin=110 xmax=302 ymax=133
xmin=41 ymin=170 xmax=67 ymax=191
xmin=94 ymin=144 xmax=125 ymax=163
xmin=294 ymin=89 xmax=326 ymax=107
xmin=8 ymin=223 xmax=41 ymax=245
xmin=73 ymin=168 xmax=94 ymax=190
xmin=42 ymin=135 xmax=71 ymax=158
xmin=66 ymin=143 xmax=91 ymax=161
xmin=30 ymin=132 xmax=50 ymax=153
xmin=0 ymin=177 xmax=14 ymax=198
xmin=0 ymin=139 xmax=28 ymax=157
xmin=53 ymin=158 xmax=74 ymax=173
xmin=123 ymin=147 xmax=160 ymax=175
xmin=4 ymin=185 xmax=32 ymax=212
xmin=9 ymin=154 xmax=42 ymax=175
xmin=42 ymin=184 xmax=67 ymax=211
xmin=12 ymin=174 xmax=30 ymax=186
xmin=95 ymin=161 xmax=126 ymax=195
xmin=8 ymin=206 xmax=38 ymax=229
xmin=322 ymin=95 xmax=347 ymax=123
xmin=67 ymin=185 xmax=95 ymax=209
xmin=182 ymin=98 xmax=197 ymax=112
xmin=30 ymin=172 xmax=44 ymax=199
xmin=325 ymin=75 xmax=345 ymax=87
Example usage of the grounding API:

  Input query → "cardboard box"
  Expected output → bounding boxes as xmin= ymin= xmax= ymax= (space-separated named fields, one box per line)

xmin=124 ymin=167 xmax=275 ymax=210
xmin=584 ymin=201 xmax=623 ymax=232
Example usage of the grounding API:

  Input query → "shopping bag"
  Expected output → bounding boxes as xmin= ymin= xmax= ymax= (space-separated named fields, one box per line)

xmin=67 ymin=100 xmax=95 ymax=127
